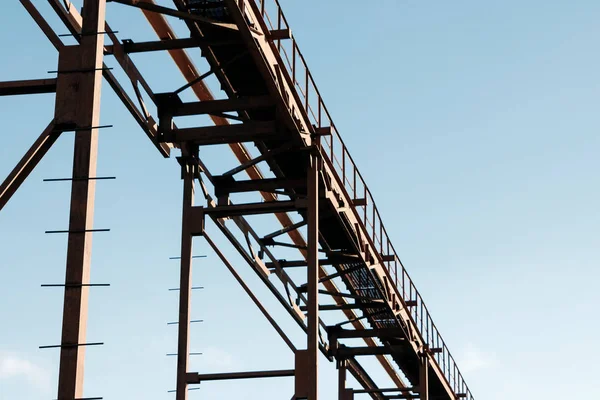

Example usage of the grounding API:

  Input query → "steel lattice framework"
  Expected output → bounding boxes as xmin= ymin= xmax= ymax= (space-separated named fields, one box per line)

xmin=1 ymin=1 xmax=475 ymax=399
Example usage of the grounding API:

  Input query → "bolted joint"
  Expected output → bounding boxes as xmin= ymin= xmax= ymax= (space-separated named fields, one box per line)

xmin=176 ymin=155 xmax=200 ymax=179
xmin=155 ymin=92 xmax=182 ymax=142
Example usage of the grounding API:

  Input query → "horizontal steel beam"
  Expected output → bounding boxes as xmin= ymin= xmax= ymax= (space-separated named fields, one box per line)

xmin=330 ymin=328 xmax=406 ymax=340
xmin=104 ymin=37 xmax=237 ymax=54
xmin=0 ymin=78 xmax=57 ymax=96
xmin=214 ymin=176 xmax=306 ymax=197
xmin=354 ymin=387 xmax=416 ymax=394
xmin=193 ymin=199 xmax=305 ymax=218
xmin=172 ymin=96 xmax=274 ymax=116
xmin=266 ymin=253 xmax=363 ymax=269
xmin=300 ymin=303 xmax=387 ymax=312
xmin=332 ymin=345 xmax=406 ymax=358
xmin=187 ymin=369 xmax=294 ymax=383
xmin=169 ymin=122 xmax=280 ymax=145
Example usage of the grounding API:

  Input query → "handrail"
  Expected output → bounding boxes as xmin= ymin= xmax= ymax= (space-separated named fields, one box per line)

xmin=240 ymin=0 xmax=474 ymax=398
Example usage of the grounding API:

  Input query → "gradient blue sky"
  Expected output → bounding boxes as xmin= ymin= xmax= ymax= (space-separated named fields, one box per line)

xmin=1 ymin=1 xmax=600 ymax=399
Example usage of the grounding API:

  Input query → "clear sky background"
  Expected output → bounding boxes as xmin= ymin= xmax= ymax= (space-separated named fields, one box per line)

xmin=1 ymin=1 xmax=600 ymax=399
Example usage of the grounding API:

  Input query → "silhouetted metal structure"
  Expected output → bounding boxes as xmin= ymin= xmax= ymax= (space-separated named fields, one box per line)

xmin=1 ymin=1 xmax=475 ymax=399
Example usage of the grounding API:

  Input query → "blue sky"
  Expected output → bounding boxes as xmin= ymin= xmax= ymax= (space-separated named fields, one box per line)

xmin=1 ymin=1 xmax=600 ymax=399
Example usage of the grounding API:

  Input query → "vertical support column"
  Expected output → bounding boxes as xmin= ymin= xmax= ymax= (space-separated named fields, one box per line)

xmin=55 ymin=1 xmax=106 ymax=399
xmin=338 ymin=360 xmax=346 ymax=400
xmin=306 ymin=150 xmax=320 ymax=400
xmin=337 ymin=360 xmax=353 ymax=400
xmin=176 ymin=154 xmax=196 ymax=400
xmin=419 ymin=354 xmax=429 ymax=400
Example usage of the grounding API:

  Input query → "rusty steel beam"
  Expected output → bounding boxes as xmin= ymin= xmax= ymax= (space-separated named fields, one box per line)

xmin=172 ymin=96 xmax=274 ymax=117
xmin=188 ymin=369 xmax=295 ymax=383
xmin=300 ymin=303 xmax=386 ymax=312
xmin=330 ymin=328 xmax=406 ymax=340
xmin=306 ymin=152 xmax=320 ymax=400
xmin=104 ymin=37 xmax=236 ymax=55
xmin=354 ymin=388 xmax=416 ymax=394
xmin=0 ymin=120 xmax=58 ymax=211
xmin=332 ymin=346 xmax=406 ymax=358
xmin=338 ymin=360 xmax=348 ymax=400
xmin=175 ymin=154 xmax=196 ymax=400
xmin=169 ymin=122 xmax=279 ymax=145
xmin=196 ymin=200 xmax=303 ymax=218
xmin=214 ymin=177 xmax=306 ymax=197
xmin=55 ymin=0 xmax=106 ymax=398
xmin=0 ymin=78 xmax=57 ymax=96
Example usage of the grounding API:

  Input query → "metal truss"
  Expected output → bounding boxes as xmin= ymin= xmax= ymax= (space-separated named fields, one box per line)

xmin=0 ymin=1 xmax=475 ymax=400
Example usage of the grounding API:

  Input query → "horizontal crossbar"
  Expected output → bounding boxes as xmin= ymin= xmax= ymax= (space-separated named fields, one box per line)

xmin=193 ymin=200 xmax=305 ymax=218
xmin=104 ymin=37 xmax=238 ymax=55
xmin=170 ymin=122 xmax=279 ymax=145
xmin=172 ymin=96 xmax=273 ymax=116
xmin=187 ymin=369 xmax=295 ymax=383
xmin=0 ymin=78 xmax=56 ymax=96
xmin=332 ymin=345 xmax=406 ymax=357
xmin=214 ymin=177 xmax=306 ymax=197
xmin=300 ymin=303 xmax=386 ymax=312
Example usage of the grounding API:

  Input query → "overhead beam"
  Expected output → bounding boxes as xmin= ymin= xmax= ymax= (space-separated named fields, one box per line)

xmin=300 ymin=303 xmax=387 ymax=312
xmin=0 ymin=78 xmax=57 ymax=96
xmin=187 ymin=369 xmax=294 ymax=383
xmin=332 ymin=345 xmax=406 ymax=358
xmin=168 ymin=122 xmax=280 ymax=145
xmin=104 ymin=37 xmax=237 ymax=55
xmin=329 ymin=328 xmax=406 ymax=340
xmin=213 ymin=177 xmax=306 ymax=197
xmin=265 ymin=255 xmax=362 ymax=269
xmin=192 ymin=200 xmax=304 ymax=218
xmin=172 ymin=96 xmax=274 ymax=117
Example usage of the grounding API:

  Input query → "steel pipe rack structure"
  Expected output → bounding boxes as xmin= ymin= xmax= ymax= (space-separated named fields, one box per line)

xmin=0 ymin=1 xmax=475 ymax=399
